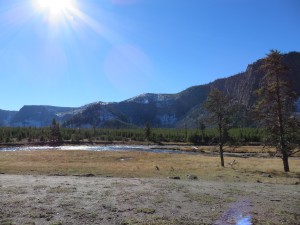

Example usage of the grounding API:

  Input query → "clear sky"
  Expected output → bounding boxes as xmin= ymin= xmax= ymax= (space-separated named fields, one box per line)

xmin=0 ymin=0 xmax=299 ymax=111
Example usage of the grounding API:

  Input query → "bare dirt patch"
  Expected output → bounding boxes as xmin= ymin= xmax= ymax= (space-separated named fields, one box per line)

xmin=1 ymin=174 xmax=299 ymax=225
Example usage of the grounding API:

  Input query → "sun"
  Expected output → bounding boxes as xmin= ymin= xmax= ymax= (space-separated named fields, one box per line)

xmin=33 ymin=0 xmax=75 ymax=22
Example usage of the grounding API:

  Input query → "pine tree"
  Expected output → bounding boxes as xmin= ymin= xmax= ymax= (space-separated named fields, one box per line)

xmin=50 ymin=118 xmax=62 ymax=145
xmin=145 ymin=122 xmax=152 ymax=141
xmin=254 ymin=50 xmax=299 ymax=172
xmin=205 ymin=88 xmax=234 ymax=167
xmin=199 ymin=119 xmax=206 ymax=144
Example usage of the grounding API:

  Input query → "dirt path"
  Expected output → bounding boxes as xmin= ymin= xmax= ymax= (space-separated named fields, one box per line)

xmin=0 ymin=175 xmax=299 ymax=225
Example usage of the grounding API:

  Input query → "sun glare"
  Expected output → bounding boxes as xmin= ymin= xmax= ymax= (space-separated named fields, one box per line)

xmin=33 ymin=0 xmax=75 ymax=22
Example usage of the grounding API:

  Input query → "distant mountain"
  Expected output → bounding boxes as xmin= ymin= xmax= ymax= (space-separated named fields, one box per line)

xmin=1 ymin=51 xmax=299 ymax=128
xmin=9 ymin=105 xmax=79 ymax=127
xmin=0 ymin=105 xmax=95 ymax=127
xmin=0 ymin=110 xmax=17 ymax=126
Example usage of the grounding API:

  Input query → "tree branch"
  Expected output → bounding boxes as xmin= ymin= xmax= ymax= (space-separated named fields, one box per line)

xmin=288 ymin=149 xmax=300 ymax=157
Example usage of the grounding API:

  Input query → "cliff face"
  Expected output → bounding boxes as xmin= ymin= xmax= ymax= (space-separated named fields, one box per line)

xmin=211 ymin=67 xmax=261 ymax=107
xmin=1 ymin=52 xmax=300 ymax=128
xmin=210 ymin=52 xmax=300 ymax=107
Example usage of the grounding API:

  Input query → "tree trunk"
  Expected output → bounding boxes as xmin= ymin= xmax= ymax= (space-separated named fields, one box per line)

xmin=219 ymin=143 xmax=225 ymax=167
xmin=282 ymin=151 xmax=290 ymax=172
xmin=218 ymin=119 xmax=225 ymax=167
xmin=279 ymin=138 xmax=290 ymax=172
xmin=275 ymin=73 xmax=290 ymax=172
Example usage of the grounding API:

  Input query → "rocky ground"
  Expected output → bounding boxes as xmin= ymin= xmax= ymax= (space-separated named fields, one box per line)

xmin=0 ymin=174 xmax=299 ymax=225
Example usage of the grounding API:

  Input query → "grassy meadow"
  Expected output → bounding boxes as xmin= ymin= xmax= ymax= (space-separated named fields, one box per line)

xmin=0 ymin=149 xmax=299 ymax=185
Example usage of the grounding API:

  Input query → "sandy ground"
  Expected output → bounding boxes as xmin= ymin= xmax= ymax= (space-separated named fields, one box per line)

xmin=0 ymin=174 xmax=299 ymax=225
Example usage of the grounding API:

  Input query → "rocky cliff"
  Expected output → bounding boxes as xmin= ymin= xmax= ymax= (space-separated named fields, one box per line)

xmin=211 ymin=52 xmax=300 ymax=107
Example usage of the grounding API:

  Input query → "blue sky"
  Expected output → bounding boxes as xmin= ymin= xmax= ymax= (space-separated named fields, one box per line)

xmin=0 ymin=0 xmax=299 ymax=111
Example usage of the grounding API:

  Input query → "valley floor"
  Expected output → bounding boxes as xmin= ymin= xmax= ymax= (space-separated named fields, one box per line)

xmin=1 ymin=174 xmax=299 ymax=225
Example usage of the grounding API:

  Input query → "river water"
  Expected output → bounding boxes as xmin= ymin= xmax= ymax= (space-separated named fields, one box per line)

xmin=0 ymin=145 xmax=264 ymax=158
xmin=0 ymin=145 xmax=189 ymax=154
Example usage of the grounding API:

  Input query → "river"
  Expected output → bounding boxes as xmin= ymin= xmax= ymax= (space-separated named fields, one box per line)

xmin=0 ymin=145 xmax=189 ymax=154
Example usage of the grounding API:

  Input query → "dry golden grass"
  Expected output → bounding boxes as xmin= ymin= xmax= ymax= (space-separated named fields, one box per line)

xmin=159 ymin=145 xmax=278 ymax=154
xmin=0 ymin=150 xmax=299 ymax=184
xmin=159 ymin=145 xmax=300 ymax=159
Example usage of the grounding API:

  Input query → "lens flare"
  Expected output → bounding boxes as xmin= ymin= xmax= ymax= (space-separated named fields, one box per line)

xmin=35 ymin=0 xmax=72 ymax=13
xmin=236 ymin=215 xmax=252 ymax=225
xmin=33 ymin=0 xmax=75 ymax=23
xmin=214 ymin=199 xmax=253 ymax=225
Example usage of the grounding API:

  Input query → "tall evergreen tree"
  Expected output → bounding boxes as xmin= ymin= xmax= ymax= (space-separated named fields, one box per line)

xmin=145 ymin=122 xmax=152 ymax=141
xmin=50 ymin=118 xmax=62 ymax=145
xmin=205 ymin=88 xmax=234 ymax=167
xmin=254 ymin=50 xmax=299 ymax=172
xmin=199 ymin=119 xmax=206 ymax=144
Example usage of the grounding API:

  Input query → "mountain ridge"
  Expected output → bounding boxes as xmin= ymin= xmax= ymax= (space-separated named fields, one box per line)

xmin=1 ymin=51 xmax=299 ymax=128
